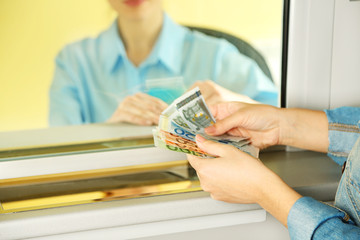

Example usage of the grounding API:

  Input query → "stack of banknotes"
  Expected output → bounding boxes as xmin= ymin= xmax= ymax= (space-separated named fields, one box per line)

xmin=152 ymin=87 xmax=259 ymax=158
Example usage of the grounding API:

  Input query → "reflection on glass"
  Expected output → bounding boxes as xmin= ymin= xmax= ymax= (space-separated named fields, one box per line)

xmin=0 ymin=0 xmax=283 ymax=211
xmin=49 ymin=0 xmax=278 ymax=128
xmin=145 ymin=77 xmax=187 ymax=104
xmin=0 ymin=0 xmax=282 ymax=134
xmin=0 ymin=136 xmax=154 ymax=160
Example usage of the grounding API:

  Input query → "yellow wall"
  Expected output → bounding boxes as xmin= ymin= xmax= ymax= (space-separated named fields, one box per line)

xmin=164 ymin=0 xmax=283 ymax=42
xmin=0 ymin=0 xmax=282 ymax=132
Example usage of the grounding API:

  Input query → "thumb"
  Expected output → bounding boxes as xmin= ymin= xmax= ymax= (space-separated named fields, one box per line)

xmin=195 ymin=135 xmax=236 ymax=157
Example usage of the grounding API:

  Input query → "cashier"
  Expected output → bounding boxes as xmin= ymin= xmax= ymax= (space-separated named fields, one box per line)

xmin=49 ymin=0 xmax=278 ymax=126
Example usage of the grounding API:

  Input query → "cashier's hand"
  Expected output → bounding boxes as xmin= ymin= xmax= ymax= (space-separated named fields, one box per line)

xmin=205 ymin=102 xmax=281 ymax=149
xmin=108 ymin=93 xmax=168 ymax=126
xmin=188 ymin=80 xmax=258 ymax=106
xmin=187 ymin=135 xmax=274 ymax=204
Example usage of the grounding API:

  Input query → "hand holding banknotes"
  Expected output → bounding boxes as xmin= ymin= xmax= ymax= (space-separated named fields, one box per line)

xmin=187 ymin=102 xmax=292 ymax=206
xmin=188 ymin=102 xmax=330 ymax=227
xmin=108 ymin=93 xmax=168 ymax=126
xmin=152 ymin=87 xmax=259 ymax=158
xmin=205 ymin=102 xmax=329 ymax=152
xmin=187 ymin=134 xmax=281 ymax=204
xmin=151 ymin=89 xmax=331 ymax=227
xmin=187 ymin=135 xmax=301 ymax=227
xmin=205 ymin=102 xmax=282 ymax=149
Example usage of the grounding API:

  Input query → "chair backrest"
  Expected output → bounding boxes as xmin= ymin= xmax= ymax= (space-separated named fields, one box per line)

xmin=186 ymin=26 xmax=273 ymax=82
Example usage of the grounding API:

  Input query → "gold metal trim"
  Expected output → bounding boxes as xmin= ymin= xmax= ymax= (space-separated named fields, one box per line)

xmin=0 ymin=135 xmax=153 ymax=152
xmin=0 ymin=137 xmax=154 ymax=160
xmin=0 ymin=160 xmax=201 ymax=214
xmin=0 ymin=160 xmax=188 ymax=186
xmin=1 ymin=181 xmax=201 ymax=214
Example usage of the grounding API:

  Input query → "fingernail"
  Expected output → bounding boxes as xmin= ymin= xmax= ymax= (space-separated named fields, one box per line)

xmin=196 ymin=134 xmax=206 ymax=143
xmin=205 ymin=126 xmax=215 ymax=134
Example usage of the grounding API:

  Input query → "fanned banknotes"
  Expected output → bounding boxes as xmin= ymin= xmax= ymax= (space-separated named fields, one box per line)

xmin=153 ymin=87 xmax=259 ymax=158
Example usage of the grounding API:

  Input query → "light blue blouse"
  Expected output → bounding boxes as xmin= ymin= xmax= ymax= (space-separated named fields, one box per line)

xmin=49 ymin=13 xmax=278 ymax=126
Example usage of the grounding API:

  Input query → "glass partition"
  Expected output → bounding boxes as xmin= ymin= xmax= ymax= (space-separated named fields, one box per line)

xmin=0 ymin=0 xmax=283 ymax=155
xmin=0 ymin=0 xmax=285 ymax=214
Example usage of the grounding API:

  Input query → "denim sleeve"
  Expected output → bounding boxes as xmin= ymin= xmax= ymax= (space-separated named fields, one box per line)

xmin=288 ymin=197 xmax=360 ymax=240
xmin=324 ymin=107 xmax=360 ymax=165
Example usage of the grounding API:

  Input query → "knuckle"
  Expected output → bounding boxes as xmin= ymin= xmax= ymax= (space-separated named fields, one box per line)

xmin=210 ymin=193 xmax=221 ymax=201
xmin=123 ymin=97 xmax=132 ymax=104
xmin=196 ymin=167 xmax=206 ymax=177
xmin=130 ymin=115 xmax=142 ymax=124
xmin=193 ymin=81 xmax=203 ymax=88
xmin=200 ymin=183 xmax=210 ymax=192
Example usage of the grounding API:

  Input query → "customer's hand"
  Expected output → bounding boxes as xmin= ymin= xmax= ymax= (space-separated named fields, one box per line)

xmin=188 ymin=135 xmax=274 ymax=204
xmin=206 ymin=102 xmax=281 ymax=149
xmin=187 ymin=135 xmax=302 ymax=227
xmin=188 ymin=80 xmax=258 ymax=106
xmin=108 ymin=93 xmax=168 ymax=126
xmin=207 ymin=102 xmax=329 ymax=152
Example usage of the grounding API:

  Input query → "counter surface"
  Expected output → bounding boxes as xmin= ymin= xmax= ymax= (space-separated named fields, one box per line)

xmin=0 ymin=150 xmax=342 ymax=239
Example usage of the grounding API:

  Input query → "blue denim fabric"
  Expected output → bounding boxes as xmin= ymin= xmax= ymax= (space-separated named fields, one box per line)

xmin=325 ymin=107 xmax=360 ymax=166
xmin=288 ymin=197 xmax=358 ymax=239
xmin=335 ymin=137 xmax=360 ymax=226
xmin=288 ymin=107 xmax=360 ymax=239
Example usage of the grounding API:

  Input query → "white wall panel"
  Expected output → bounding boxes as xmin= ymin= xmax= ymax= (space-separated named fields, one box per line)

xmin=286 ymin=0 xmax=335 ymax=110
xmin=330 ymin=0 xmax=360 ymax=108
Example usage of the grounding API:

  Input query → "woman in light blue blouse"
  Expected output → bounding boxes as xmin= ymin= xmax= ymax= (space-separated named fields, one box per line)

xmin=188 ymin=103 xmax=360 ymax=239
xmin=49 ymin=0 xmax=278 ymax=126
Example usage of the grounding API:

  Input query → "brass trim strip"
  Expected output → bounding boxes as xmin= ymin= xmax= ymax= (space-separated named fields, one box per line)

xmin=0 ymin=138 xmax=154 ymax=160
xmin=0 ymin=160 xmax=201 ymax=214
xmin=0 ymin=136 xmax=153 ymax=152
xmin=0 ymin=160 xmax=188 ymax=186
xmin=0 ymin=181 xmax=201 ymax=214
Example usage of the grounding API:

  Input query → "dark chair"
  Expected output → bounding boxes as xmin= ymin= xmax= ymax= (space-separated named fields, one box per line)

xmin=186 ymin=26 xmax=273 ymax=82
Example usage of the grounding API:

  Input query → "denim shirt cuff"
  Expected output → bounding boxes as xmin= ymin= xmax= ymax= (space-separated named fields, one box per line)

xmin=324 ymin=108 xmax=360 ymax=166
xmin=287 ymin=197 xmax=349 ymax=240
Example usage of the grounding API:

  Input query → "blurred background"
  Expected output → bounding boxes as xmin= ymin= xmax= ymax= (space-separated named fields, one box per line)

xmin=0 ymin=0 xmax=283 ymax=132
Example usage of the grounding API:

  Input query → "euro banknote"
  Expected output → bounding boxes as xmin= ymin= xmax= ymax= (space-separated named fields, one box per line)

xmin=153 ymin=87 xmax=259 ymax=158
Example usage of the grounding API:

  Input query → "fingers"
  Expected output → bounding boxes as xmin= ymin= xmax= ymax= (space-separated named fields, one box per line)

xmin=195 ymin=135 xmax=237 ymax=157
xmin=188 ymin=80 xmax=215 ymax=101
xmin=108 ymin=93 xmax=168 ymax=126
xmin=121 ymin=101 xmax=159 ymax=125
xmin=127 ymin=101 xmax=159 ymax=121
xmin=187 ymin=154 xmax=203 ymax=170
xmin=227 ymin=128 xmax=246 ymax=137
xmin=205 ymin=94 xmax=222 ymax=106
xmin=187 ymin=136 xmax=238 ymax=170
xmin=205 ymin=111 xmax=245 ymax=136
xmin=209 ymin=104 xmax=224 ymax=120
xmin=209 ymin=102 xmax=247 ymax=120
xmin=134 ymin=93 xmax=168 ymax=113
